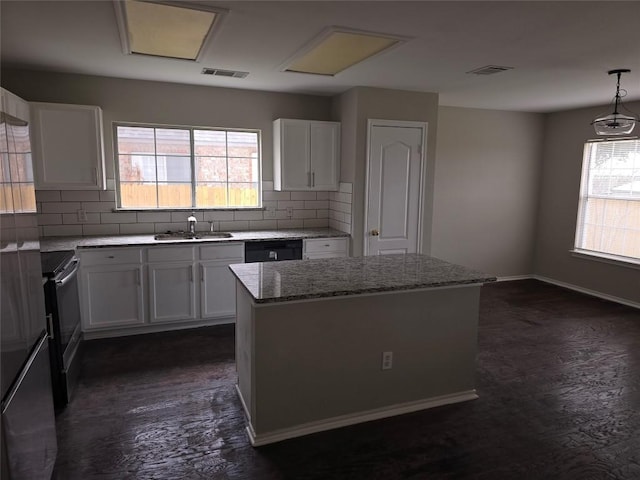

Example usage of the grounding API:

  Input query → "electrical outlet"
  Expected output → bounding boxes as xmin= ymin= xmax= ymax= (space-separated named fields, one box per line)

xmin=286 ymin=206 xmax=293 ymax=218
xmin=77 ymin=209 xmax=88 ymax=222
xmin=382 ymin=351 xmax=393 ymax=370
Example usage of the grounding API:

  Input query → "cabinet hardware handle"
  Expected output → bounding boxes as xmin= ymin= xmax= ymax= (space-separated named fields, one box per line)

xmin=189 ymin=266 xmax=193 ymax=283
xmin=312 ymin=171 xmax=315 ymax=187
xmin=93 ymin=167 xmax=98 ymax=184
xmin=200 ymin=264 xmax=204 ymax=282
xmin=307 ymin=171 xmax=311 ymax=187
xmin=371 ymin=229 xmax=380 ymax=236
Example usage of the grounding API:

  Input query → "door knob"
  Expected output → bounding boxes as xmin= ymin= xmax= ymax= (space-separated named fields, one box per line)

xmin=370 ymin=229 xmax=379 ymax=236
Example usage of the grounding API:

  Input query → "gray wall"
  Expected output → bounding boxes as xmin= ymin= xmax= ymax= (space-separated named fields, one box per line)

xmin=1 ymin=69 xmax=332 ymax=182
xmin=332 ymin=87 xmax=439 ymax=257
xmin=433 ymin=107 xmax=544 ymax=277
xmin=534 ymin=100 xmax=640 ymax=304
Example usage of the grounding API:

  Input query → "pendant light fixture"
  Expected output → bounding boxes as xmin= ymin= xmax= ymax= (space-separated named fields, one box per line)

xmin=591 ymin=69 xmax=639 ymax=136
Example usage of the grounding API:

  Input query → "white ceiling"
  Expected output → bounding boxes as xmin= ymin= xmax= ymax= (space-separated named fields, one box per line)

xmin=2 ymin=1 xmax=640 ymax=113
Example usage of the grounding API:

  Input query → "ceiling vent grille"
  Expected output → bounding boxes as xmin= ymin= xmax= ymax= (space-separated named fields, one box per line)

xmin=467 ymin=65 xmax=514 ymax=75
xmin=201 ymin=68 xmax=249 ymax=78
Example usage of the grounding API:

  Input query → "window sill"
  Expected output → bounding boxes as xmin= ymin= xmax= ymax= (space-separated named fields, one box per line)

xmin=113 ymin=207 xmax=264 ymax=212
xmin=570 ymin=249 xmax=640 ymax=270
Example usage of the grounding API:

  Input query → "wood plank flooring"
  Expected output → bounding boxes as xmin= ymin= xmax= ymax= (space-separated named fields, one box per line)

xmin=52 ymin=280 xmax=640 ymax=479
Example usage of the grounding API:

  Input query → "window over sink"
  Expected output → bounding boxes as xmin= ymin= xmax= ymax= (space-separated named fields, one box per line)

xmin=114 ymin=123 xmax=261 ymax=209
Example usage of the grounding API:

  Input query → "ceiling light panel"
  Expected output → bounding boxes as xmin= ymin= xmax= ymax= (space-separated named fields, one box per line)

xmin=115 ymin=1 xmax=226 ymax=61
xmin=283 ymin=27 xmax=409 ymax=76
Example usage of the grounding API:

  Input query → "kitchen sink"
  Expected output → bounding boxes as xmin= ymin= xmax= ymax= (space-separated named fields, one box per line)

xmin=153 ymin=231 xmax=233 ymax=241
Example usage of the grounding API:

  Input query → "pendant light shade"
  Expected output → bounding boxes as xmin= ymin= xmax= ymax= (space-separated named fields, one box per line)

xmin=592 ymin=69 xmax=639 ymax=136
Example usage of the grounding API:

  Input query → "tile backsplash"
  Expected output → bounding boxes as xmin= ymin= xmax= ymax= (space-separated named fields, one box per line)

xmin=36 ymin=181 xmax=352 ymax=237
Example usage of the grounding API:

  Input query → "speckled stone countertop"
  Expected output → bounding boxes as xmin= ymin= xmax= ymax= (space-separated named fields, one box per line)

xmin=229 ymin=253 xmax=497 ymax=304
xmin=39 ymin=228 xmax=349 ymax=252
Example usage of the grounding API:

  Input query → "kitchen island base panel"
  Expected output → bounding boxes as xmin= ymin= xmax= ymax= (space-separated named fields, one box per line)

xmin=235 ymin=282 xmax=482 ymax=445
xmin=238 ymin=384 xmax=477 ymax=446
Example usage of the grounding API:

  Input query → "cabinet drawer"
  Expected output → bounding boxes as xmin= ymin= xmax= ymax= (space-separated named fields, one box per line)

xmin=147 ymin=246 xmax=194 ymax=263
xmin=199 ymin=243 xmax=244 ymax=261
xmin=303 ymin=237 xmax=348 ymax=254
xmin=79 ymin=248 xmax=142 ymax=266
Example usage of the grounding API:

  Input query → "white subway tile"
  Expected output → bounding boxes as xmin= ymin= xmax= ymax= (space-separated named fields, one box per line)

xmin=82 ymin=224 xmax=120 ymax=236
xmin=277 ymin=200 xmax=304 ymax=209
xmin=304 ymin=200 xmax=329 ymax=209
xmin=274 ymin=210 xmax=290 ymax=220
xmin=61 ymin=190 xmax=100 ymax=202
xmin=263 ymin=191 xmax=290 ymax=201
xmin=291 ymin=191 xmax=317 ymax=201
xmin=171 ymin=211 xmax=203 ymax=223
xmin=303 ymin=218 xmax=329 ymax=228
xmin=262 ymin=201 xmax=277 ymax=210
xmin=219 ymin=220 xmax=249 ymax=231
xmin=261 ymin=181 xmax=274 ymax=191
xmin=99 ymin=190 xmax=117 ymax=202
xmin=329 ymin=219 xmax=351 ymax=234
xmin=248 ymin=220 xmax=278 ymax=230
xmin=100 ymin=212 xmax=137 ymax=224
xmin=339 ymin=182 xmax=353 ymax=194
xmin=154 ymin=222 xmax=185 ymax=233
xmin=203 ymin=211 xmax=235 ymax=221
xmin=316 ymin=191 xmax=329 ymax=200
xmin=344 ymin=213 xmax=352 ymax=225
xmin=35 ymin=190 xmax=61 ymax=202
xmin=292 ymin=209 xmax=316 ymax=219
xmin=119 ymin=223 xmax=156 ymax=235
xmin=276 ymin=219 xmax=303 ymax=229
xmin=81 ymin=202 xmax=114 ymax=213
xmin=62 ymin=212 xmax=101 ymax=224
xmin=37 ymin=213 xmax=62 ymax=226
xmin=316 ymin=209 xmax=329 ymax=219
xmin=234 ymin=210 xmax=264 ymax=221
xmin=42 ymin=225 xmax=83 ymax=237
xmin=137 ymin=211 xmax=171 ymax=223
xmin=330 ymin=201 xmax=351 ymax=214
xmin=41 ymin=202 xmax=81 ymax=214
xmin=329 ymin=210 xmax=345 ymax=221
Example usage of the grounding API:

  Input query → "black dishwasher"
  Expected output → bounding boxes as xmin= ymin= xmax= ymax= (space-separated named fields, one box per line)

xmin=244 ymin=240 xmax=303 ymax=263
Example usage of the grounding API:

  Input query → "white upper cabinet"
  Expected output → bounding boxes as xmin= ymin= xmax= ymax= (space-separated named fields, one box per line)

xmin=31 ymin=102 xmax=106 ymax=190
xmin=273 ymin=119 xmax=340 ymax=191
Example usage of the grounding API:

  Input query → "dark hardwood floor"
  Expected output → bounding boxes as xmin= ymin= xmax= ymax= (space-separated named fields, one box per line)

xmin=52 ymin=280 xmax=640 ymax=479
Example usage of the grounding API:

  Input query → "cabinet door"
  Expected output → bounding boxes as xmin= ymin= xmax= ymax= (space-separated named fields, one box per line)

xmin=310 ymin=122 xmax=340 ymax=191
xmin=148 ymin=263 xmax=196 ymax=323
xmin=200 ymin=259 xmax=242 ymax=319
xmin=80 ymin=264 xmax=144 ymax=330
xmin=275 ymin=119 xmax=310 ymax=190
xmin=31 ymin=103 xmax=105 ymax=190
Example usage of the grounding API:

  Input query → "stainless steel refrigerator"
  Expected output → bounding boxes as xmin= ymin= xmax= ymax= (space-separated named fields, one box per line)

xmin=1 ymin=87 xmax=57 ymax=479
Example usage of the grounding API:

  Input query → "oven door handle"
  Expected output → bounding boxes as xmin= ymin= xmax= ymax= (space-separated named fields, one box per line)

xmin=55 ymin=259 xmax=80 ymax=287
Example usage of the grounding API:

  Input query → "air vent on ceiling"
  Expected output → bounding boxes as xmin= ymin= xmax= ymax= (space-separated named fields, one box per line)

xmin=201 ymin=68 xmax=249 ymax=79
xmin=467 ymin=65 xmax=514 ymax=75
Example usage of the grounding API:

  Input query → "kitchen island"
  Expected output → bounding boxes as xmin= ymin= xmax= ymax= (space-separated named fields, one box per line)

xmin=229 ymin=254 xmax=496 ymax=446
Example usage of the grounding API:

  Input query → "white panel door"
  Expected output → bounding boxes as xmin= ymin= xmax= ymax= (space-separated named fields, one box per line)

xmin=365 ymin=122 xmax=425 ymax=255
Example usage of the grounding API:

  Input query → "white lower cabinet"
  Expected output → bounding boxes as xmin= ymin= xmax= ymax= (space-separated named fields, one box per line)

xmin=79 ymin=242 xmax=244 ymax=337
xmin=79 ymin=248 xmax=145 ymax=330
xmin=148 ymin=262 xmax=196 ymax=323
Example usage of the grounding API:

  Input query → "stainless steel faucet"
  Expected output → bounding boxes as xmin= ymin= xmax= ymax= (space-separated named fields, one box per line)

xmin=187 ymin=213 xmax=197 ymax=235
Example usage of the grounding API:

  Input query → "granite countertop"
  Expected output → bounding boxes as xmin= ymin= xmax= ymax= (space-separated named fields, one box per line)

xmin=39 ymin=228 xmax=349 ymax=252
xmin=229 ymin=253 xmax=497 ymax=304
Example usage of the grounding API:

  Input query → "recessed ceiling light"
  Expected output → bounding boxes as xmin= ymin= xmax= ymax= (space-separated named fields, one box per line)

xmin=282 ymin=27 xmax=410 ymax=76
xmin=467 ymin=65 xmax=514 ymax=75
xmin=113 ymin=0 xmax=227 ymax=61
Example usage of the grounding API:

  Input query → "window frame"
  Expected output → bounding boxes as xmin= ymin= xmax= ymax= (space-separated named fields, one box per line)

xmin=573 ymin=137 xmax=640 ymax=267
xmin=113 ymin=121 xmax=262 ymax=211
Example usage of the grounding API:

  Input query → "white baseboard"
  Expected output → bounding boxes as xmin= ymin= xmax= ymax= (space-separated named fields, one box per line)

xmin=532 ymin=275 xmax=640 ymax=310
xmin=83 ymin=316 xmax=235 ymax=340
xmin=237 ymin=389 xmax=478 ymax=447
xmin=496 ymin=275 xmax=534 ymax=282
